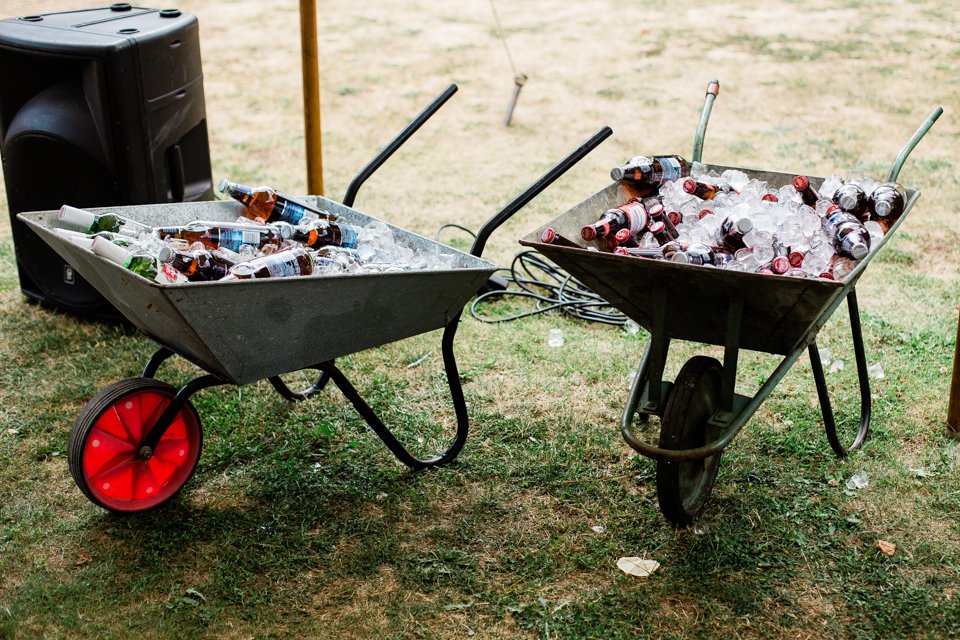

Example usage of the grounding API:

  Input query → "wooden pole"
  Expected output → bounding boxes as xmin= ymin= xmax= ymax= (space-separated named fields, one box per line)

xmin=299 ymin=0 xmax=324 ymax=195
xmin=947 ymin=308 xmax=960 ymax=433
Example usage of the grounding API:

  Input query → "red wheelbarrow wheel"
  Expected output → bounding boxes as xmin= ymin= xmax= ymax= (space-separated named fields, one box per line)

xmin=67 ymin=378 xmax=202 ymax=513
xmin=656 ymin=356 xmax=723 ymax=527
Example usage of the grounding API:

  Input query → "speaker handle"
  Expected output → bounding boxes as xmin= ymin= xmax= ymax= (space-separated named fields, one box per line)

xmin=167 ymin=144 xmax=186 ymax=202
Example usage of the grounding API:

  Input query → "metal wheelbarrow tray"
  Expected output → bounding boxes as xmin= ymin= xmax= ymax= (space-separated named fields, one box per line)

xmin=17 ymin=82 xmax=613 ymax=514
xmin=521 ymin=83 xmax=942 ymax=526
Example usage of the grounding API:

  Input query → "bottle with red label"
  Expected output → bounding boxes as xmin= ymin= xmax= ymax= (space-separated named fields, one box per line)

xmin=580 ymin=199 xmax=648 ymax=242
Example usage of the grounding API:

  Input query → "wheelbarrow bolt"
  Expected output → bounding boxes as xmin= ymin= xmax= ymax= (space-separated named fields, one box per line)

xmin=138 ymin=445 xmax=153 ymax=460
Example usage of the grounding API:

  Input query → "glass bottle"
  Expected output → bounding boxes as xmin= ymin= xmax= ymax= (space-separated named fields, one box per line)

xmin=832 ymin=183 xmax=868 ymax=219
xmin=154 ymin=221 xmax=282 ymax=253
xmin=91 ymin=236 xmax=161 ymax=281
xmin=610 ymin=155 xmax=691 ymax=186
xmin=823 ymin=205 xmax=870 ymax=260
xmin=792 ymin=176 xmax=821 ymax=207
xmin=681 ymin=178 xmax=734 ymax=201
xmin=278 ymin=219 xmax=360 ymax=249
xmin=716 ymin=216 xmax=753 ymax=251
xmin=222 ymin=247 xmax=315 ymax=280
xmin=539 ymin=228 xmax=581 ymax=247
xmin=158 ymin=247 xmax=231 ymax=282
xmin=581 ymin=199 xmax=648 ymax=242
xmin=218 ymin=179 xmax=337 ymax=225
xmin=868 ymin=182 xmax=906 ymax=219
xmin=58 ymin=205 xmax=147 ymax=236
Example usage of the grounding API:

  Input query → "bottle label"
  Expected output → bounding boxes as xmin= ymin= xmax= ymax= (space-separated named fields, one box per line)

xmin=656 ymin=157 xmax=684 ymax=183
xmin=265 ymin=254 xmax=304 ymax=278
xmin=218 ymin=229 xmax=265 ymax=252
xmin=339 ymin=224 xmax=359 ymax=249
xmin=279 ymin=202 xmax=309 ymax=225
xmin=156 ymin=263 xmax=188 ymax=284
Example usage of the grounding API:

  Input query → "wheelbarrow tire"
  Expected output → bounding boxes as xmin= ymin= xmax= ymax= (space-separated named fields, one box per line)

xmin=656 ymin=356 xmax=723 ymax=527
xmin=68 ymin=378 xmax=203 ymax=514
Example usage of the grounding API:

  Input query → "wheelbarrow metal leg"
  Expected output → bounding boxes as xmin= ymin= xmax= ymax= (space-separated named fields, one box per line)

xmin=644 ymin=288 xmax=671 ymax=412
xmin=142 ymin=347 xmax=175 ymax=379
xmin=809 ymin=288 xmax=871 ymax=457
xmin=268 ymin=372 xmax=331 ymax=401
xmin=319 ymin=315 xmax=469 ymax=470
xmin=718 ymin=294 xmax=743 ymax=417
xmin=139 ymin=374 xmax=227 ymax=453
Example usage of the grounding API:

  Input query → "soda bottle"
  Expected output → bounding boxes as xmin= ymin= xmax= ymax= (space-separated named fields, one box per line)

xmin=613 ymin=246 xmax=665 ymax=259
xmin=58 ymin=205 xmax=148 ymax=237
xmin=610 ymin=155 xmax=691 ymax=187
xmin=716 ymin=216 xmax=753 ymax=251
xmin=539 ymin=228 xmax=581 ymax=248
xmin=660 ymin=240 xmax=688 ymax=261
xmin=218 ymin=179 xmax=337 ymax=225
xmin=155 ymin=221 xmax=282 ymax=253
xmin=581 ymin=199 xmax=648 ymax=242
xmin=832 ymin=183 xmax=868 ymax=219
xmin=91 ymin=235 xmax=181 ymax=282
xmin=823 ymin=204 xmax=870 ymax=260
xmin=647 ymin=203 xmax=679 ymax=239
xmin=648 ymin=220 xmax=676 ymax=246
xmin=868 ymin=182 xmax=906 ymax=219
xmin=222 ymin=247 xmax=315 ymax=281
xmin=792 ymin=176 xmax=821 ymax=207
xmin=681 ymin=178 xmax=735 ymax=201
xmin=278 ymin=219 xmax=360 ymax=249
xmin=158 ymin=247 xmax=231 ymax=282
xmin=670 ymin=243 xmax=726 ymax=266
xmin=613 ymin=227 xmax=640 ymax=248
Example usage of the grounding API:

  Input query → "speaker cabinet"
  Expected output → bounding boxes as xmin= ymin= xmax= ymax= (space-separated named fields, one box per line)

xmin=0 ymin=5 xmax=213 ymax=319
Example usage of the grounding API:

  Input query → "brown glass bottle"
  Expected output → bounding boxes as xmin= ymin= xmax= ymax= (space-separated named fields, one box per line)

xmin=681 ymin=178 xmax=735 ymax=201
xmin=824 ymin=204 xmax=870 ymax=260
xmin=647 ymin=203 xmax=679 ymax=240
xmin=279 ymin=220 xmax=359 ymax=249
xmin=792 ymin=175 xmax=821 ymax=207
xmin=219 ymin=179 xmax=337 ymax=225
xmin=155 ymin=221 xmax=282 ymax=253
xmin=716 ymin=216 xmax=753 ymax=251
xmin=581 ymin=199 xmax=648 ymax=242
xmin=614 ymin=246 xmax=665 ymax=259
xmin=868 ymin=182 xmax=906 ymax=219
xmin=610 ymin=155 xmax=691 ymax=187
xmin=540 ymin=228 xmax=581 ymax=248
xmin=159 ymin=247 xmax=231 ymax=282
xmin=832 ymin=183 xmax=868 ymax=219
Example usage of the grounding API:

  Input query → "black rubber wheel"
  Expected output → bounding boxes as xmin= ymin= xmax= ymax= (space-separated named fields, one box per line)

xmin=656 ymin=356 xmax=724 ymax=527
xmin=68 ymin=378 xmax=203 ymax=513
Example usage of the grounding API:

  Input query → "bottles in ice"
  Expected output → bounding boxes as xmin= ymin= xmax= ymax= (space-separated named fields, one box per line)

xmin=681 ymin=178 xmax=735 ymax=201
xmin=539 ymin=228 xmax=581 ymax=247
xmin=218 ymin=179 xmax=337 ymax=226
xmin=91 ymin=235 xmax=170 ymax=282
xmin=716 ymin=216 xmax=753 ymax=251
xmin=581 ymin=199 xmax=648 ymax=242
xmin=155 ymin=221 xmax=282 ymax=253
xmin=158 ymin=247 xmax=232 ymax=282
xmin=58 ymin=205 xmax=147 ymax=237
xmin=823 ymin=204 xmax=871 ymax=260
xmin=868 ymin=182 xmax=905 ymax=219
xmin=222 ymin=247 xmax=315 ymax=281
xmin=610 ymin=155 xmax=691 ymax=187
xmin=278 ymin=220 xmax=360 ymax=249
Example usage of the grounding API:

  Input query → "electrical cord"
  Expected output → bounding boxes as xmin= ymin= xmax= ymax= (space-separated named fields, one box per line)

xmin=435 ymin=224 xmax=627 ymax=325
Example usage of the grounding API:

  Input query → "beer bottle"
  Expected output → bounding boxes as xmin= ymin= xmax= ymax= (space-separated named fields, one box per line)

xmin=155 ymin=221 xmax=282 ymax=253
xmin=222 ymin=247 xmax=315 ymax=281
xmin=868 ymin=182 xmax=906 ymax=219
xmin=278 ymin=220 xmax=360 ymax=249
xmin=647 ymin=203 xmax=679 ymax=240
xmin=539 ymin=227 xmax=581 ymax=248
xmin=681 ymin=178 xmax=735 ymax=201
xmin=613 ymin=227 xmax=640 ymax=248
xmin=613 ymin=246 xmax=665 ymax=259
xmin=158 ymin=247 xmax=231 ymax=282
xmin=792 ymin=176 xmax=821 ymax=207
xmin=580 ymin=199 xmax=648 ymax=242
xmin=823 ymin=204 xmax=870 ymax=260
xmin=610 ymin=155 xmax=691 ymax=187
xmin=660 ymin=240 xmax=688 ymax=261
xmin=832 ymin=183 xmax=868 ymax=219
xmin=58 ymin=205 xmax=148 ymax=237
xmin=670 ymin=243 xmax=720 ymax=266
xmin=218 ymin=179 xmax=337 ymax=225
xmin=716 ymin=216 xmax=753 ymax=251
xmin=54 ymin=228 xmax=139 ymax=251
xmin=648 ymin=220 xmax=675 ymax=246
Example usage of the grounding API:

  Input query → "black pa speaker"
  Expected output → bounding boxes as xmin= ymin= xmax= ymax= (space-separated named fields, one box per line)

xmin=0 ymin=4 xmax=213 ymax=319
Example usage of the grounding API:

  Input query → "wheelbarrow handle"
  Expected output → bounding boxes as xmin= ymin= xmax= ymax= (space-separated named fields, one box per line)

xmin=692 ymin=79 xmax=720 ymax=164
xmin=342 ymin=83 xmax=459 ymax=208
xmin=887 ymin=106 xmax=943 ymax=183
xmin=469 ymin=125 xmax=614 ymax=259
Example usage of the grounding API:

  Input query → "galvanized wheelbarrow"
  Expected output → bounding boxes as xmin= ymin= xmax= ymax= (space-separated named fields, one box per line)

xmin=521 ymin=82 xmax=942 ymax=526
xmin=19 ymin=84 xmax=613 ymax=513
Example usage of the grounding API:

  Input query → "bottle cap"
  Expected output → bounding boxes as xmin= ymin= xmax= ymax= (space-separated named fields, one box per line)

xmin=670 ymin=252 xmax=688 ymax=264
xmin=648 ymin=221 xmax=665 ymax=234
xmin=849 ymin=242 xmax=869 ymax=260
xmin=839 ymin=193 xmax=859 ymax=211
xmin=818 ymin=271 xmax=835 ymax=280
xmin=788 ymin=251 xmax=805 ymax=267
xmin=540 ymin=228 xmax=557 ymax=244
xmin=580 ymin=225 xmax=598 ymax=241
xmin=698 ymin=209 xmax=712 ymax=220
xmin=58 ymin=205 xmax=96 ymax=230
xmin=217 ymin=178 xmax=231 ymax=193
xmin=771 ymin=256 xmax=790 ymax=274
xmin=681 ymin=178 xmax=697 ymax=194
xmin=157 ymin=245 xmax=175 ymax=263
xmin=647 ymin=203 xmax=664 ymax=217
xmin=613 ymin=247 xmax=629 ymax=256
xmin=91 ymin=235 xmax=131 ymax=265
xmin=666 ymin=211 xmax=682 ymax=226
xmin=736 ymin=217 xmax=753 ymax=234
xmin=762 ymin=192 xmax=778 ymax=202
xmin=792 ymin=175 xmax=810 ymax=191
xmin=610 ymin=167 xmax=625 ymax=181
xmin=614 ymin=228 xmax=632 ymax=243
xmin=873 ymin=200 xmax=892 ymax=217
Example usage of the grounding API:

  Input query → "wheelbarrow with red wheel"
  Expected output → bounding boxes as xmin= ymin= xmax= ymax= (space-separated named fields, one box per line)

xmin=19 ymin=85 xmax=613 ymax=513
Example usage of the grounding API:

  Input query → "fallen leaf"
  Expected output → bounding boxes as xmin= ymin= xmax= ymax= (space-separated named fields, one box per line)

xmin=617 ymin=557 xmax=660 ymax=577
xmin=76 ymin=552 xmax=92 ymax=567
xmin=877 ymin=540 xmax=896 ymax=556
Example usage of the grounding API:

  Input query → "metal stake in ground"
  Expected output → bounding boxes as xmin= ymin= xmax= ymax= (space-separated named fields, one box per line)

xmin=488 ymin=0 xmax=526 ymax=127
